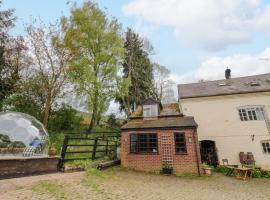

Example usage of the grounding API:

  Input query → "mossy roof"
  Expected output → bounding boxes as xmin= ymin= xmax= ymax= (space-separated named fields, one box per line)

xmin=122 ymin=102 xmax=197 ymax=130
xmin=121 ymin=116 xmax=197 ymax=130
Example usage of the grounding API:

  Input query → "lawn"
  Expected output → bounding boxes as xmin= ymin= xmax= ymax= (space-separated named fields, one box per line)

xmin=1 ymin=167 xmax=270 ymax=200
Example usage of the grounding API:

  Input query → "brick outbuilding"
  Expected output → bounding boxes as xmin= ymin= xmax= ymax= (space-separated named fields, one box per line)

xmin=121 ymin=98 xmax=201 ymax=175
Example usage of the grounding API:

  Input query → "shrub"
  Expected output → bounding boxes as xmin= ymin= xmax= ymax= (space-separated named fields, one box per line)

xmin=48 ymin=131 xmax=64 ymax=154
xmin=251 ymin=168 xmax=262 ymax=178
xmin=261 ymin=170 xmax=270 ymax=178
xmin=0 ymin=141 xmax=8 ymax=148
xmin=9 ymin=141 xmax=26 ymax=148
xmin=0 ymin=134 xmax=11 ymax=143
xmin=214 ymin=165 xmax=228 ymax=173
xmin=48 ymin=104 xmax=83 ymax=132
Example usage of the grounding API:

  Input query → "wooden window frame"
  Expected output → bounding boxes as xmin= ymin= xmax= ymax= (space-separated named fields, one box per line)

xmin=130 ymin=133 xmax=158 ymax=155
xmin=174 ymin=132 xmax=187 ymax=155
xmin=261 ymin=140 xmax=270 ymax=154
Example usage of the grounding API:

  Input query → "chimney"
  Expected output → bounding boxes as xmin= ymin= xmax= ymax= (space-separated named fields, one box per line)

xmin=225 ymin=68 xmax=231 ymax=79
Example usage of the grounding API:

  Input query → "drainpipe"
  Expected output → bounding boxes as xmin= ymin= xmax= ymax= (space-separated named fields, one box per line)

xmin=193 ymin=129 xmax=201 ymax=176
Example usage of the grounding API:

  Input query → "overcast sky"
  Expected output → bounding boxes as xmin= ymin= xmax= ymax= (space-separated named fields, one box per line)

xmin=3 ymin=0 xmax=270 ymax=114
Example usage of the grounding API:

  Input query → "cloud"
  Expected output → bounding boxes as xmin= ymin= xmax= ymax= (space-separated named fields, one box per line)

xmin=123 ymin=0 xmax=270 ymax=50
xmin=170 ymin=46 xmax=270 ymax=83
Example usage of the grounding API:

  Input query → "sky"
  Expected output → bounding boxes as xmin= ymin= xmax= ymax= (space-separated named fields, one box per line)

xmin=3 ymin=0 xmax=270 ymax=84
xmin=2 ymin=0 xmax=270 ymax=114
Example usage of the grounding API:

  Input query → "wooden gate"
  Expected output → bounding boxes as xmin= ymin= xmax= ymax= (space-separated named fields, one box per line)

xmin=58 ymin=132 xmax=120 ymax=170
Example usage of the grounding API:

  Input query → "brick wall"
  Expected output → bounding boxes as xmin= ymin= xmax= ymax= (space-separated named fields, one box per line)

xmin=121 ymin=129 xmax=201 ymax=175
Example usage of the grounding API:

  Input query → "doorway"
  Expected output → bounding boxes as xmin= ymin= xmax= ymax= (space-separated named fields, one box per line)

xmin=200 ymin=140 xmax=218 ymax=166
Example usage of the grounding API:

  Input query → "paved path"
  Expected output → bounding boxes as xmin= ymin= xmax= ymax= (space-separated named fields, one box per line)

xmin=0 ymin=168 xmax=269 ymax=200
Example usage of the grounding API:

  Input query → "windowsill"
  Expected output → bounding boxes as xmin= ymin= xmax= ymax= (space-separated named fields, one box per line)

xmin=129 ymin=152 xmax=159 ymax=155
xmin=175 ymin=152 xmax=188 ymax=155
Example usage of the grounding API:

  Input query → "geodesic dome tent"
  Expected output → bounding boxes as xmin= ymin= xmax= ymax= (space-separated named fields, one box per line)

xmin=0 ymin=112 xmax=49 ymax=157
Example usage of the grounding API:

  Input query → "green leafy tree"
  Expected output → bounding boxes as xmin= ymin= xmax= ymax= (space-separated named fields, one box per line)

xmin=0 ymin=1 xmax=28 ymax=110
xmin=48 ymin=104 xmax=83 ymax=132
xmin=2 ymin=93 xmax=42 ymax=120
xmin=116 ymin=28 xmax=157 ymax=116
xmin=62 ymin=1 xmax=124 ymax=132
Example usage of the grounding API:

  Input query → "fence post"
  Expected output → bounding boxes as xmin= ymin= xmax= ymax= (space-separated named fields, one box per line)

xmin=58 ymin=136 xmax=69 ymax=170
xmin=115 ymin=140 xmax=118 ymax=158
xmin=92 ymin=137 xmax=98 ymax=160
xmin=105 ymin=139 xmax=109 ymax=156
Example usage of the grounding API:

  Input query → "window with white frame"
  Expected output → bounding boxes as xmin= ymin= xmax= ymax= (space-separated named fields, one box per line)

xmin=261 ymin=141 xmax=270 ymax=154
xmin=238 ymin=106 xmax=266 ymax=121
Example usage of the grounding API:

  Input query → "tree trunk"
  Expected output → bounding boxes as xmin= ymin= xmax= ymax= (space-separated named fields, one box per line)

xmin=88 ymin=86 xmax=99 ymax=133
xmin=43 ymin=89 xmax=52 ymax=128
xmin=122 ymin=96 xmax=131 ymax=117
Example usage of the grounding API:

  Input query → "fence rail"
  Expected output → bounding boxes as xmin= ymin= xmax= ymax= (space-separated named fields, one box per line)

xmin=58 ymin=132 xmax=120 ymax=170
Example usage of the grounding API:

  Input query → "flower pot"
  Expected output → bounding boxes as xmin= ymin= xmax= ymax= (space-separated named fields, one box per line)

xmin=203 ymin=167 xmax=212 ymax=176
xmin=162 ymin=167 xmax=173 ymax=175
xmin=48 ymin=147 xmax=57 ymax=157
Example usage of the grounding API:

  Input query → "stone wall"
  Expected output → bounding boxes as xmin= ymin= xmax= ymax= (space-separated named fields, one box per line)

xmin=0 ymin=157 xmax=59 ymax=179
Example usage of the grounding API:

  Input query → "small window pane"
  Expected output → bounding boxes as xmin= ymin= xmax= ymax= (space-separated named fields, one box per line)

xmin=262 ymin=141 xmax=270 ymax=154
xmin=175 ymin=133 xmax=187 ymax=154
xmin=130 ymin=133 xmax=157 ymax=154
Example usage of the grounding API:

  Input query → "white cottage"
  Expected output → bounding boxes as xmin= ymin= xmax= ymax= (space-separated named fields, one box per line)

xmin=178 ymin=70 xmax=270 ymax=169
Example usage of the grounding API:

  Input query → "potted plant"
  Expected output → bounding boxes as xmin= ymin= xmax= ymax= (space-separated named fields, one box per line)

xmin=201 ymin=163 xmax=212 ymax=176
xmin=162 ymin=161 xmax=173 ymax=175
xmin=48 ymin=143 xmax=57 ymax=157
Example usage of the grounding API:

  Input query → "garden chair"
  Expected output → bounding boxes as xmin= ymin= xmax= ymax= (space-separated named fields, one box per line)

xmin=23 ymin=136 xmax=47 ymax=157
xmin=222 ymin=159 xmax=237 ymax=176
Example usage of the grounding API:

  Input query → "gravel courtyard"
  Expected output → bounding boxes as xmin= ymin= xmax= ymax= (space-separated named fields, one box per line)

xmin=0 ymin=167 xmax=270 ymax=200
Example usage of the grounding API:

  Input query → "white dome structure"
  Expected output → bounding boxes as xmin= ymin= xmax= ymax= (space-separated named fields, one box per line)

xmin=0 ymin=112 xmax=49 ymax=156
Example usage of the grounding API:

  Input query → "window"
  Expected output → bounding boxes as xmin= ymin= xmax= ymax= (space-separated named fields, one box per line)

xmin=238 ymin=106 xmax=266 ymax=121
xmin=143 ymin=104 xmax=158 ymax=117
xmin=130 ymin=133 xmax=158 ymax=154
xmin=174 ymin=132 xmax=187 ymax=154
xmin=261 ymin=141 xmax=270 ymax=154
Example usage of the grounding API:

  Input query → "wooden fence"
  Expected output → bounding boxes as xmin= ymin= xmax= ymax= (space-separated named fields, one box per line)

xmin=58 ymin=132 xmax=120 ymax=169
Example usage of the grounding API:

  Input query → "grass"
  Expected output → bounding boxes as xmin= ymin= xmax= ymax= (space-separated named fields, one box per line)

xmin=81 ymin=167 xmax=120 ymax=199
xmin=32 ymin=181 xmax=67 ymax=200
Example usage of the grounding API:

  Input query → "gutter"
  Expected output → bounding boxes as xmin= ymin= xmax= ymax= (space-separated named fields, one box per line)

xmin=193 ymin=129 xmax=201 ymax=176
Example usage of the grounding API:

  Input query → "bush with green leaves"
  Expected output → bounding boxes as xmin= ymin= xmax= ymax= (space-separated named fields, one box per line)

xmin=9 ymin=141 xmax=26 ymax=148
xmin=0 ymin=134 xmax=11 ymax=143
xmin=261 ymin=170 xmax=270 ymax=178
xmin=214 ymin=166 xmax=228 ymax=173
xmin=0 ymin=141 xmax=8 ymax=148
xmin=251 ymin=168 xmax=262 ymax=178
xmin=48 ymin=104 xmax=83 ymax=132
xmin=2 ymin=94 xmax=42 ymax=121
xmin=48 ymin=131 xmax=64 ymax=154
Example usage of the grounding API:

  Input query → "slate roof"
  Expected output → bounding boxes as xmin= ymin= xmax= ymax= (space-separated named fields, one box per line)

xmin=178 ymin=73 xmax=270 ymax=99
xmin=121 ymin=116 xmax=197 ymax=130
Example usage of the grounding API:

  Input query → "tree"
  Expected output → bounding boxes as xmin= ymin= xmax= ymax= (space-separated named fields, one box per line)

xmin=48 ymin=104 xmax=83 ymax=132
xmin=0 ymin=1 xmax=28 ymax=109
xmin=62 ymin=1 xmax=125 ymax=132
xmin=26 ymin=22 xmax=70 ymax=127
xmin=153 ymin=63 xmax=176 ymax=103
xmin=116 ymin=28 xmax=157 ymax=116
xmin=153 ymin=63 xmax=170 ymax=101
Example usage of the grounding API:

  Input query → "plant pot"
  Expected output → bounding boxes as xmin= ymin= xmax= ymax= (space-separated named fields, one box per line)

xmin=48 ymin=148 xmax=57 ymax=157
xmin=203 ymin=167 xmax=212 ymax=176
xmin=162 ymin=167 xmax=173 ymax=175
